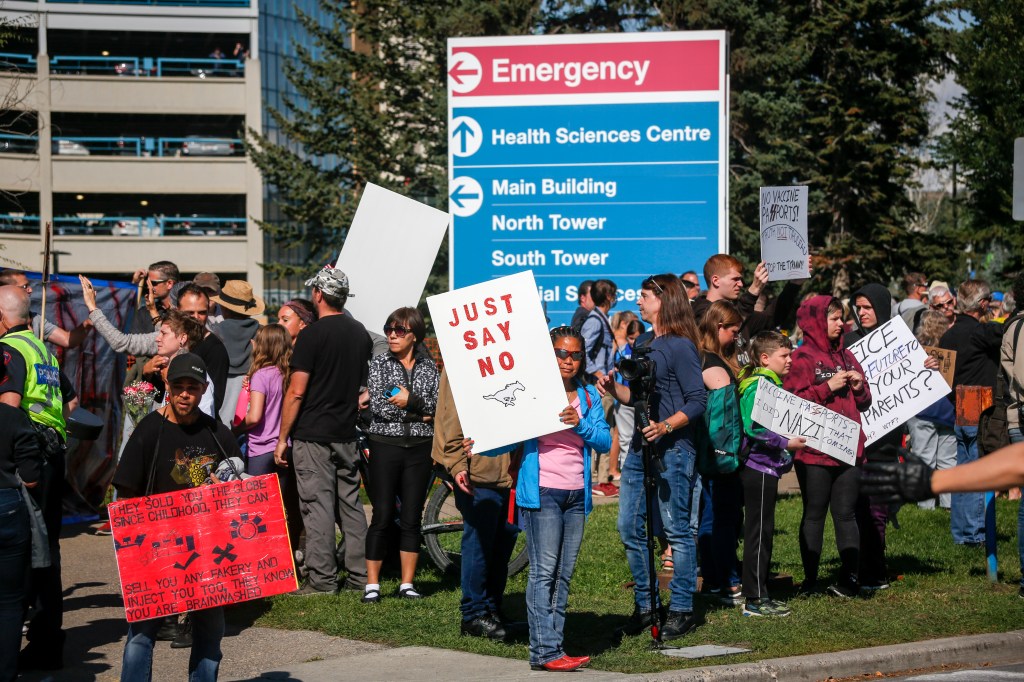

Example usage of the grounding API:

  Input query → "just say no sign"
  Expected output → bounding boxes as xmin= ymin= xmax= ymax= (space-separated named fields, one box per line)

xmin=428 ymin=270 xmax=570 ymax=453
xmin=108 ymin=474 xmax=297 ymax=622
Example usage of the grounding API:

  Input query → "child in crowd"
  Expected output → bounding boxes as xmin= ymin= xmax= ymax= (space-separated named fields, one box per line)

xmin=235 ymin=324 xmax=291 ymax=475
xmin=737 ymin=331 xmax=806 ymax=616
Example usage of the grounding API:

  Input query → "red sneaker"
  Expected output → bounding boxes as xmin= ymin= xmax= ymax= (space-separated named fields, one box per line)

xmin=531 ymin=655 xmax=585 ymax=672
xmin=95 ymin=521 xmax=112 ymax=536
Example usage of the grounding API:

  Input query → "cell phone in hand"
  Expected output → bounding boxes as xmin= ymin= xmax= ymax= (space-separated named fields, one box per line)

xmin=385 ymin=385 xmax=401 ymax=398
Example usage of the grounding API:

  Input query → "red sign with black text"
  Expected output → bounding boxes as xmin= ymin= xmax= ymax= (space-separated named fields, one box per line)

xmin=108 ymin=474 xmax=297 ymax=622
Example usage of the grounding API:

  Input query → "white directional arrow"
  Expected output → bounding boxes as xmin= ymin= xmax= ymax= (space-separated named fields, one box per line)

xmin=451 ymin=116 xmax=483 ymax=157
xmin=448 ymin=52 xmax=482 ymax=94
xmin=449 ymin=177 xmax=484 ymax=217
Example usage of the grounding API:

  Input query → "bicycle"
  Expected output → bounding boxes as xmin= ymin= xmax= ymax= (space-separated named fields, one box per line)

xmin=421 ymin=464 xmax=529 ymax=577
xmin=356 ymin=428 xmax=528 ymax=577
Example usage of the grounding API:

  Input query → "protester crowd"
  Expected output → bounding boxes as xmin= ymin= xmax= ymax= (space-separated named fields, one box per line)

xmin=1 ymin=254 xmax=1023 ymax=680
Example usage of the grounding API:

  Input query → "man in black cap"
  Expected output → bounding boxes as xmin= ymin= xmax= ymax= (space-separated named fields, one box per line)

xmin=113 ymin=353 xmax=243 ymax=681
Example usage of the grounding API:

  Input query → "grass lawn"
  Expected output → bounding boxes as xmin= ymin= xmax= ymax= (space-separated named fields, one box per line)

xmin=244 ymin=495 xmax=1024 ymax=674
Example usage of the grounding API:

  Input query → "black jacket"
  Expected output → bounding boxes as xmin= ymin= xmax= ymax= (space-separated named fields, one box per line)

xmin=940 ymin=314 xmax=1003 ymax=392
xmin=0 ymin=403 xmax=43 ymax=489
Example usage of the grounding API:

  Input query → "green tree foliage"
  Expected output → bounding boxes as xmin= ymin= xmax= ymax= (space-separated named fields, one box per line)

xmin=247 ymin=1 xmax=548 ymax=293
xmin=254 ymin=0 xmax=948 ymax=298
xmin=936 ymin=1 xmax=1024 ymax=284
xmin=652 ymin=0 xmax=946 ymax=294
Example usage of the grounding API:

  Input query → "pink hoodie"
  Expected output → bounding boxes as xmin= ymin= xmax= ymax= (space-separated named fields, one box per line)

xmin=783 ymin=295 xmax=872 ymax=466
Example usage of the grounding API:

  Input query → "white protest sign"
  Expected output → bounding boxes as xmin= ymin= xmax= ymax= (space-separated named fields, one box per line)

xmin=759 ymin=186 xmax=810 ymax=281
xmin=848 ymin=315 xmax=950 ymax=445
xmin=751 ymin=380 xmax=860 ymax=465
xmin=335 ymin=183 xmax=450 ymax=334
xmin=427 ymin=270 xmax=569 ymax=453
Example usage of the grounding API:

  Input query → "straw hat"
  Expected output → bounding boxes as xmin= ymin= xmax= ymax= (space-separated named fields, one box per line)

xmin=212 ymin=280 xmax=265 ymax=316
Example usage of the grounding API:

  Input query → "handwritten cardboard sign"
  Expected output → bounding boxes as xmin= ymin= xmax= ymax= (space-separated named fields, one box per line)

xmin=108 ymin=474 xmax=297 ymax=622
xmin=923 ymin=346 xmax=956 ymax=388
xmin=760 ymin=186 xmax=810 ymax=281
xmin=426 ymin=270 xmax=569 ymax=453
xmin=751 ymin=380 xmax=860 ymax=465
xmin=848 ymin=316 xmax=951 ymax=445
xmin=336 ymin=183 xmax=450 ymax=334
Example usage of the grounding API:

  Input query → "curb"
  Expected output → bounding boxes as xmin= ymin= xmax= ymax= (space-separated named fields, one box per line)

xmin=637 ymin=629 xmax=1024 ymax=682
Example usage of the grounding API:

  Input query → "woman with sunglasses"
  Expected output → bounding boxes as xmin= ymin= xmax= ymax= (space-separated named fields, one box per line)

xmin=362 ymin=307 xmax=439 ymax=603
xmin=467 ymin=325 xmax=610 ymax=671
xmin=599 ymin=274 xmax=707 ymax=641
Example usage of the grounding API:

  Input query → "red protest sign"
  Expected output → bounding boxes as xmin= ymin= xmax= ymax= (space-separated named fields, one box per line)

xmin=108 ymin=474 xmax=298 ymax=622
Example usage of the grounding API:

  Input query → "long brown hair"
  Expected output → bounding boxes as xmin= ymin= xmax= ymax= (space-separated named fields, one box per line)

xmin=247 ymin=324 xmax=292 ymax=383
xmin=698 ymin=300 xmax=742 ymax=374
xmin=643 ymin=274 xmax=700 ymax=344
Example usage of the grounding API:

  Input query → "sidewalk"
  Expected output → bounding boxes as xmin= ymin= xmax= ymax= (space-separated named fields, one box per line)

xmin=24 ymin=525 xmax=1024 ymax=682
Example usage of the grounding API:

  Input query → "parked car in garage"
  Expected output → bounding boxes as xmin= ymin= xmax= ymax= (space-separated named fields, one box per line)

xmin=180 ymin=136 xmax=238 ymax=156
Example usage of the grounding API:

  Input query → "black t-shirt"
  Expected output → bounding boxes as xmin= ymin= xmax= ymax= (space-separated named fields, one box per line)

xmin=702 ymin=352 xmax=737 ymax=385
xmin=290 ymin=312 xmax=372 ymax=443
xmin=0 ymin=327 xmax=77 ymax=403
xmin=112 ymin=410 xmax=242 ymax=497
xmin=194 ymin=332 xmax=229 ymax=416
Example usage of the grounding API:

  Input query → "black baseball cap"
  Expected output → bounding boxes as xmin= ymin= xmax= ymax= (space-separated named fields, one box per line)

xmin=166 ymin=353 xmax=207 ymax=384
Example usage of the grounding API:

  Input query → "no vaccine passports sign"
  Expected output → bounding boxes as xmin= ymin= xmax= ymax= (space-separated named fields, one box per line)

xmin=447 ymin=32 xmax=729 ymax=325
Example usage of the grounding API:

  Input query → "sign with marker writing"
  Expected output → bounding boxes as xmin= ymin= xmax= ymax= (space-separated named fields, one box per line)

xmin=336 ymin=183 xmax=450 ymax=334
xmin=759 ymin=186 xmax=810 ymax=281
xmin=448 ymin=32 xmax=728 ymax=325
xmin=108 ymin=475 xmax=297 ymax=622
xmin=848 ymin=317 xmax=950 ymax=445
xmin=427 ymin=270 xmax=569 ymax=453
xmin=751 ymin=380 xmax=860 ymax=465
xmin=923 ymin=346 xmax=956 ymax=388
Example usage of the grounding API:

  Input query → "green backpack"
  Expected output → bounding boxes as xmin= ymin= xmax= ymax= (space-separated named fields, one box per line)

xmin=696 ymin=382 xmax=745 ymax=477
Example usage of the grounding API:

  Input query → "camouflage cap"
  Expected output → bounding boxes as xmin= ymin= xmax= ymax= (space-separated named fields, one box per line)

xmin=305 ymin=265 xmax=354 ymax=298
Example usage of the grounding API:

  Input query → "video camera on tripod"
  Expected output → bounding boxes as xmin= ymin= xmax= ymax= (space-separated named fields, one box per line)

xmin=616 ymin=344 xmax=664 ymax=473
xmin=615 ymin=341 xmax=668 ymax=643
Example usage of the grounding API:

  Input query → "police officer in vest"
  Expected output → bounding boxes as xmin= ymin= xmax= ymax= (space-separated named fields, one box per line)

xmin=0 ymin=284 xmax=78 ymax=671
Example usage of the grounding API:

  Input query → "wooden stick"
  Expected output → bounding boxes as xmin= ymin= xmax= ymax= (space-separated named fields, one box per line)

xmin=37 ymin=221 xmax=52 ymax=342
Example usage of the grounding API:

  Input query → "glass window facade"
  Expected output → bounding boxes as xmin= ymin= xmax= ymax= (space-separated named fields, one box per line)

xmin=259 ymin=0 xmax=336 ymax=311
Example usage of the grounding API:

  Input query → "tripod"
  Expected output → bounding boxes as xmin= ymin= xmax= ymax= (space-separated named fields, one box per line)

xmin=632 ymin=396 xmax=664 ymax=645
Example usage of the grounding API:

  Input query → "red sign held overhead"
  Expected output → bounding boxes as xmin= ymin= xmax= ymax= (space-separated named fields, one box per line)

xmin=108 ymin=474 xmax=298 ymax=622
xmin=450 ymin=39 xmax=720 ymax=97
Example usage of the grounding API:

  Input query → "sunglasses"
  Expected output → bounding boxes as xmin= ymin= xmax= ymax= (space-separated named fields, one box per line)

xmin=554 ymin=348 xmax=584 ymax=361
xmin=384 ymin=324 xmax=411 ymax=338
xmin=931 ymin=300 xmax=955 ymax=309
xmin=643 ymin=275 xmax=665 ymax=295
xmin=148 ymin=278 xmax=169 ymax=285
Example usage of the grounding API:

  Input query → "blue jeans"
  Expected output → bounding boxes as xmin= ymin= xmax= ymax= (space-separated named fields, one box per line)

xmin=453 ymin=485 xmax=519 ymax=621
xmin=697 ymin=473 xmax=742 ymax=592
xmin=1010 ymin=428 xmax=1024 ymax=587
xmin=0 ymin=488 xmax=29 ymax=682
xmin=952 ymin=425 xmax=986 ymax=544
xmin=121 ymin=607 xmax=224 ymax=682
xmin=522 ymin=487 xmax=586 ymax=666
xmin=619 ymin=443 xmax=698 ymax=614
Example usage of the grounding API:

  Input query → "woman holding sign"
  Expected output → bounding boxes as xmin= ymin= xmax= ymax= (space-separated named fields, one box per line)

xmin=784 ymin=295 xmax=872 ymax=598
xmin=599 ymin=274 xmax=707 ymax=642
xmin=466 ymin=326 xmax=611 ymax=671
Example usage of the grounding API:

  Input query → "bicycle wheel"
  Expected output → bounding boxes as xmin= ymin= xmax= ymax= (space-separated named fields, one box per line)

xmin=422 ymin=480 xmax=528 ymax=577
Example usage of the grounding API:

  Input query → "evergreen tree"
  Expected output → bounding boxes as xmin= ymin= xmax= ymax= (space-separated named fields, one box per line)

xmin=247 ymin=1 xmax=545 ymax=293
xmin=652 ymin=0 xmax=946 ymax=294
xmin=936 ymin=0 xmax=1024 ymax=284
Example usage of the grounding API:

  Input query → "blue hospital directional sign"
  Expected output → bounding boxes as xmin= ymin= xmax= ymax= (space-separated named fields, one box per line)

xmin=448 ymin=32 xmax=729 ymax=324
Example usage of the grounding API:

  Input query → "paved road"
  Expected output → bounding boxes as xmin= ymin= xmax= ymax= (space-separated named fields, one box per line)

xmin=18 ymin=524 xmax=386 ymax=682
xmin=896 ymin=663 xmax=1024 ymax=681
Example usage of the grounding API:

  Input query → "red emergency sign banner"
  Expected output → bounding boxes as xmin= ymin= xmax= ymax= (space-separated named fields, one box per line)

xmin=108 ymin=474 xmax=298 ymax=622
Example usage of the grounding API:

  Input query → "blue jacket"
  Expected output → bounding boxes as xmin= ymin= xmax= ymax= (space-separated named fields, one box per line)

xmin=482 ymin=382 xmax=611 ymax=516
